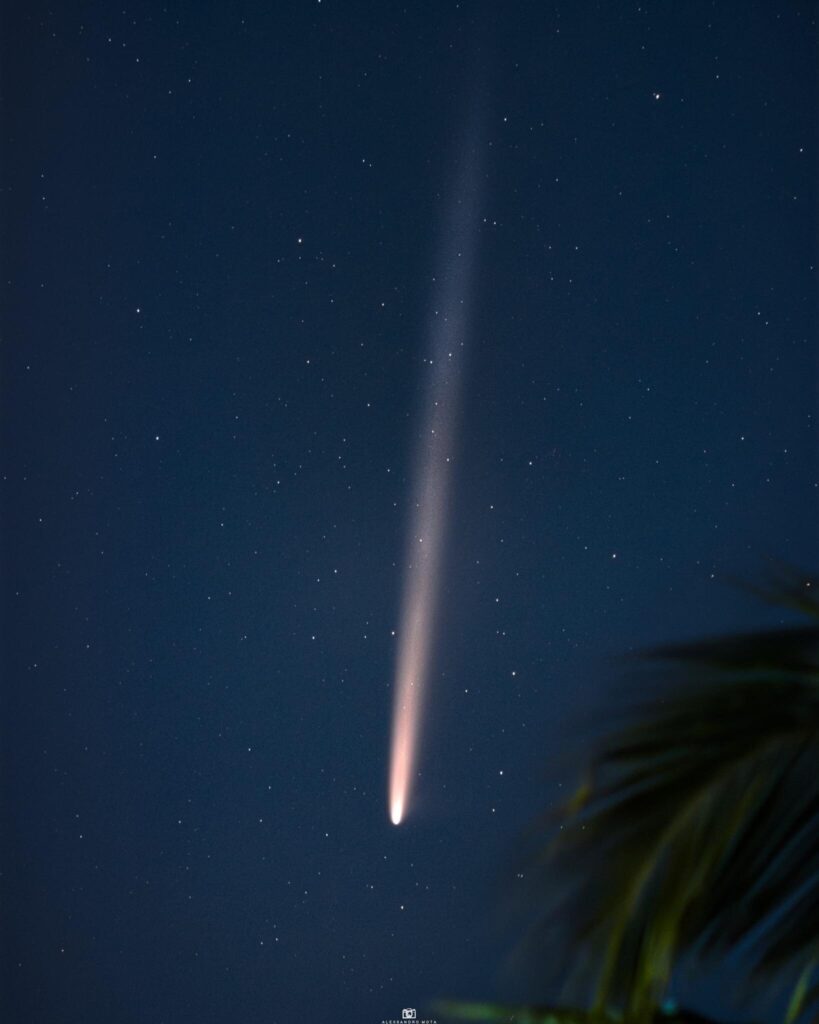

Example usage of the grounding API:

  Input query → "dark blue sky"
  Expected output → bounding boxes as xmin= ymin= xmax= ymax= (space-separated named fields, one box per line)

xmin=2 ymin=3 xmax=817 ymax=1022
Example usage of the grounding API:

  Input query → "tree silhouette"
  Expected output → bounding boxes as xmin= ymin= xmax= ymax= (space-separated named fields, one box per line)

xmin=442 ymin=568 xmax=819 ymax=1024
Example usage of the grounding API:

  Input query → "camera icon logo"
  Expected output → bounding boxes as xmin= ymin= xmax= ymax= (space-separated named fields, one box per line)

xmin=402 ymin=1012 xmax=417 ymax=1021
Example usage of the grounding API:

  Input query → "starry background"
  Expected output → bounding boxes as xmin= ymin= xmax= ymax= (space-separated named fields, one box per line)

xmin=1 ymin=2 xmax=817 ymax=1022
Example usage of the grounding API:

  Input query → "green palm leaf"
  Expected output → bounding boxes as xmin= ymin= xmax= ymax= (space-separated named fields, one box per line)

xmin=530 ymin=576 xmax=819 ymax=1019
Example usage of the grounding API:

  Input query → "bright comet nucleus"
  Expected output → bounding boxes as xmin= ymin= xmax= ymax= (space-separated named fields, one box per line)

xmin=388 ymin=125 xmax=483 ymax=826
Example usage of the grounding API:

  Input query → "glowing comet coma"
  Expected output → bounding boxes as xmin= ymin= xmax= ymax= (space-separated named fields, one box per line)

xmin=388 ymin=128 xmax=483 ymax=825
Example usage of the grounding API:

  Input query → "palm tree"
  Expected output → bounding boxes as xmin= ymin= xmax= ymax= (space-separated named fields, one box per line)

xmin=441 ymin=568 xmax=819 ymax=1024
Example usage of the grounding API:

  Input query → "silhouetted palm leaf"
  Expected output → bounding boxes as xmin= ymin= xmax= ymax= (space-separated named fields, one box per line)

xmin=734 ymin=564 xmax=819 ymax=619
xmin=537 ymin=575 xmax=819 ymax=1020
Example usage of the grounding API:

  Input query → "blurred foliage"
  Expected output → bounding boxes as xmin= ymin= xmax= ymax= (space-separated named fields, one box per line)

xmin=444 ymin=567 xmax=819 ymax=1024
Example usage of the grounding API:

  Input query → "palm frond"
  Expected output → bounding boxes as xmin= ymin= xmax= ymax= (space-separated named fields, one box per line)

xmin=731 ymin=564 xmax=819 ymax=620
xmin=530 ymin=613 xmax=819 ymax=1017
xmin=784 ymin=959 xmax=819 ymax=1024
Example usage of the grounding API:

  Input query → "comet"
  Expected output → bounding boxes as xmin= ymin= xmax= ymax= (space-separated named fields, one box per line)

xmin=388 ymin=124 xmax=483 ymax=825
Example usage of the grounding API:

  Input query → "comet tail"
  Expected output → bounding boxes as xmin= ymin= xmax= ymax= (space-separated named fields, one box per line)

xmin=388 ymin=129 xmax=483 ymax=825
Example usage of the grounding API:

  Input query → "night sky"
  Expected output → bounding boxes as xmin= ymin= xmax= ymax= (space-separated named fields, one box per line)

xmin=2 ymin=3 xmax=817 ymax=1022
